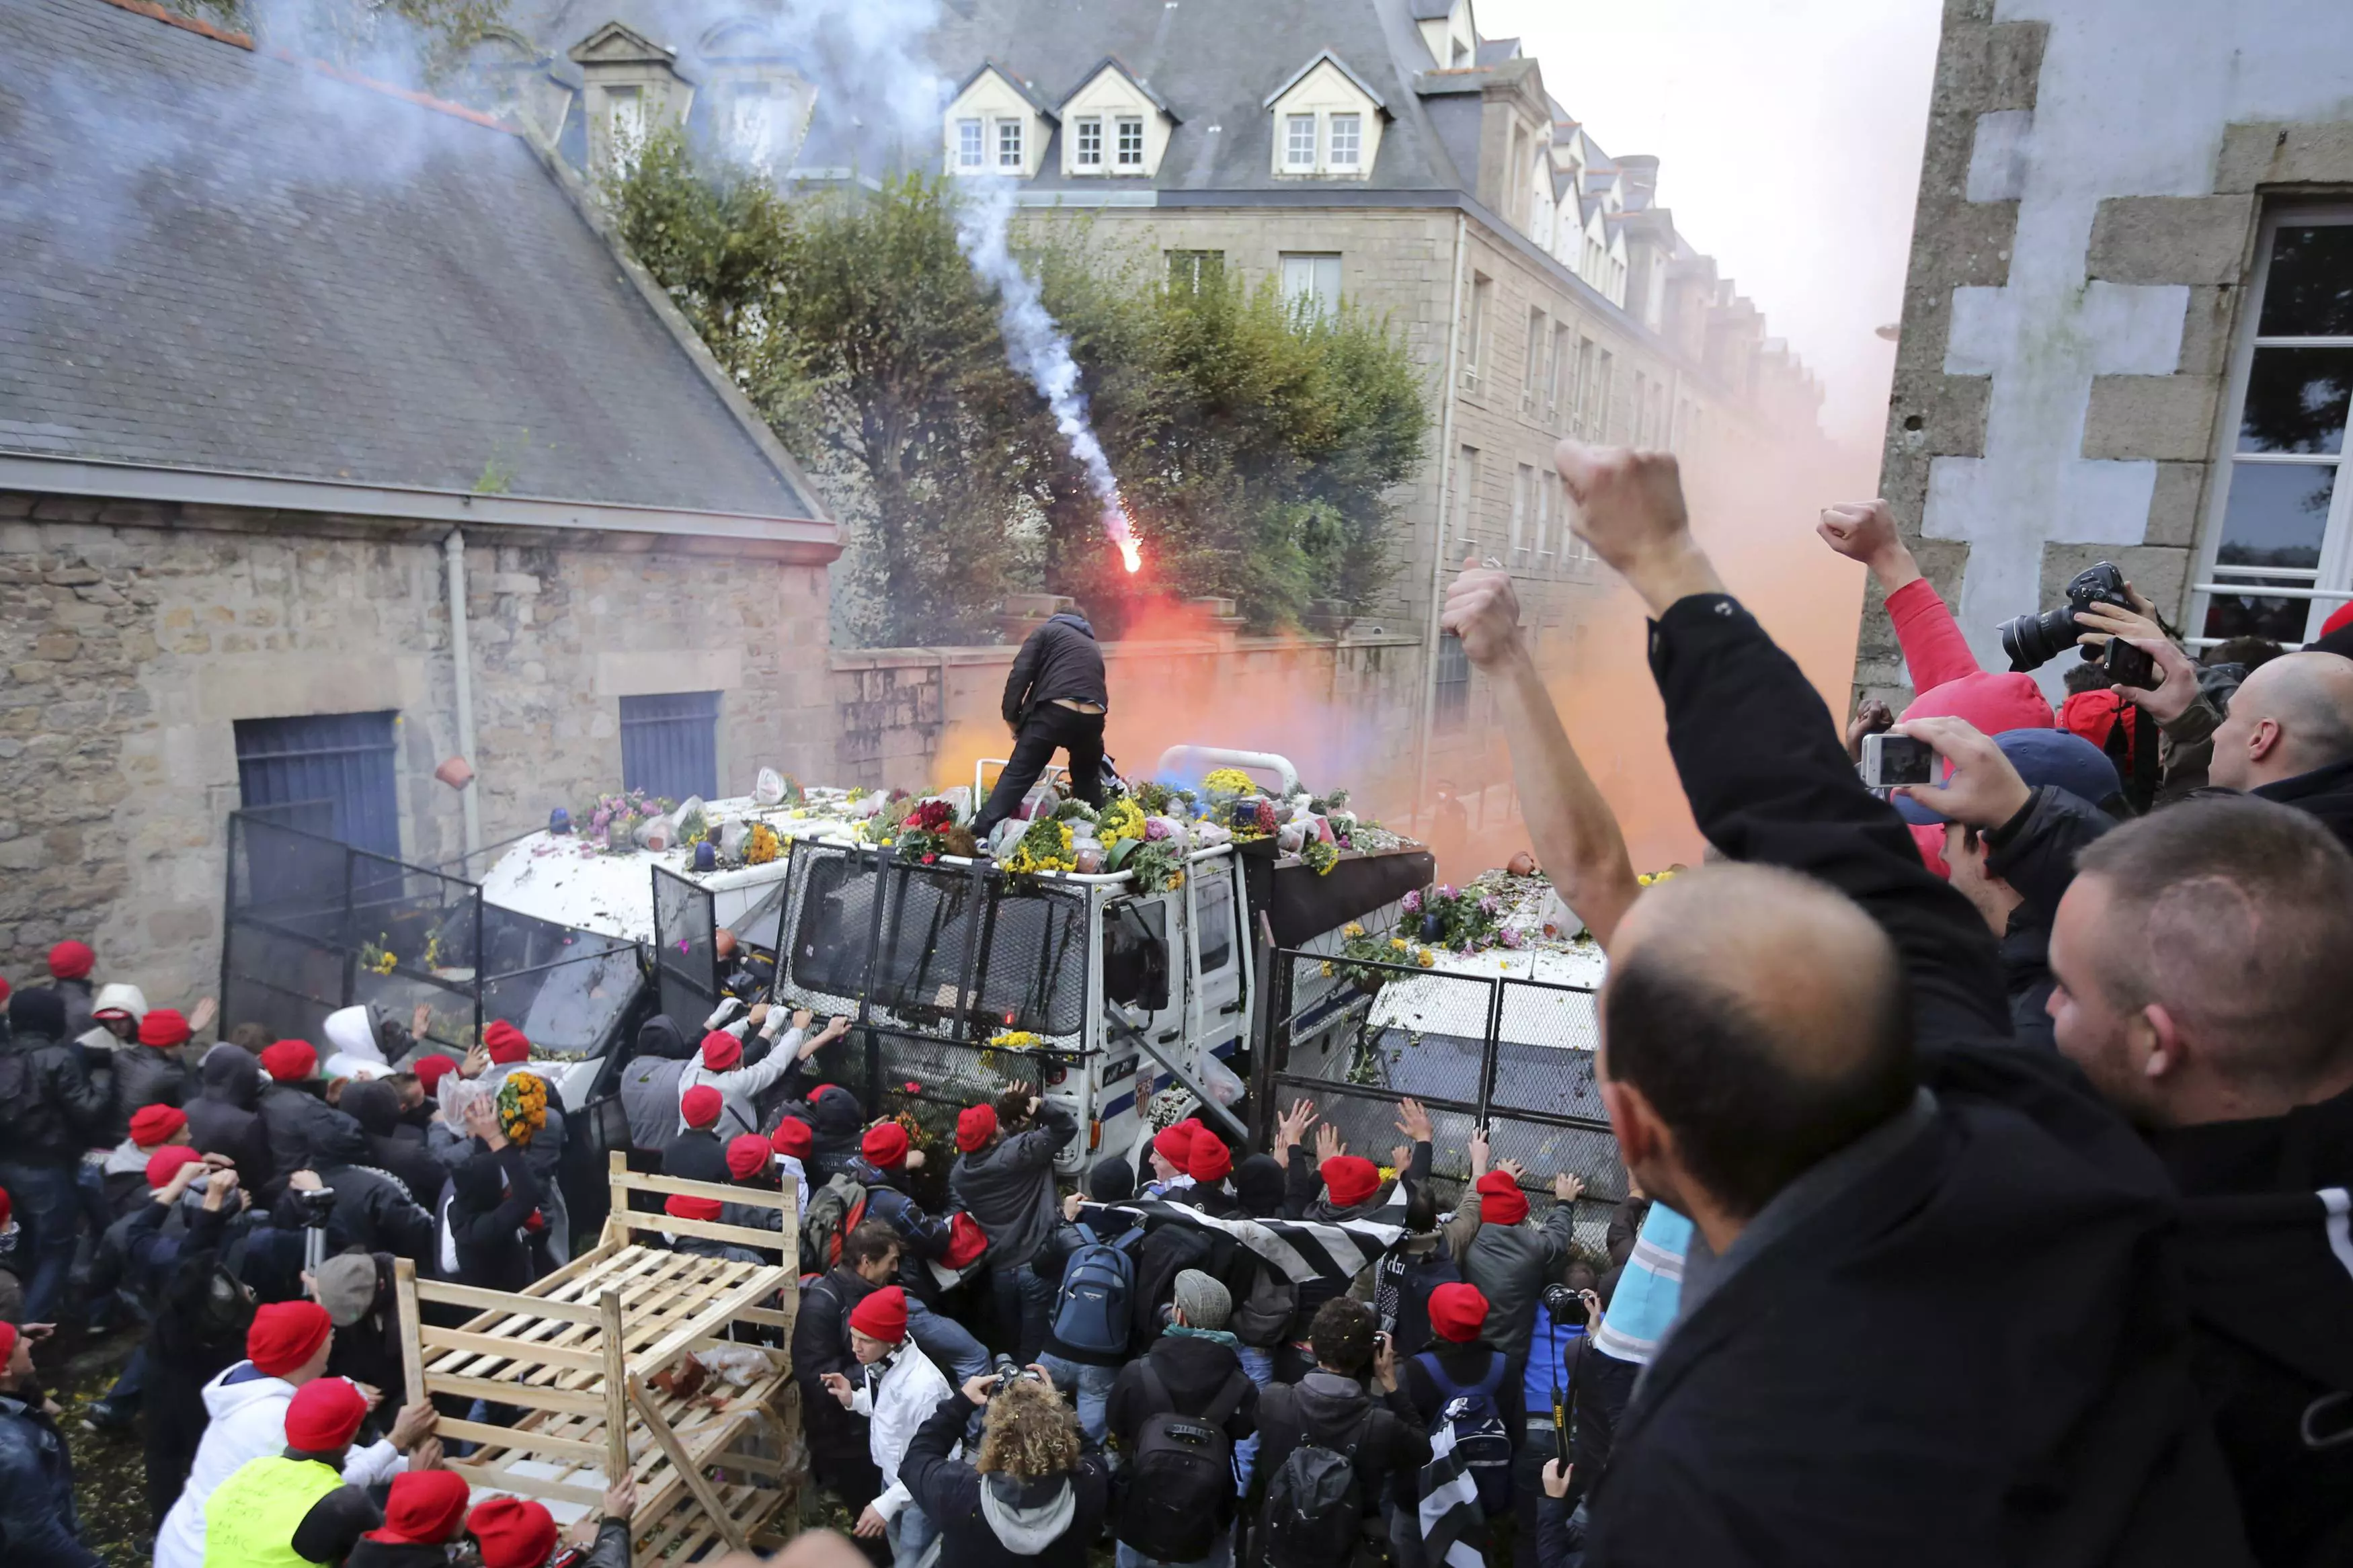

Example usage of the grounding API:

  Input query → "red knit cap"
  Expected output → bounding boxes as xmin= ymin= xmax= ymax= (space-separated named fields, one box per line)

xmin=365 ymin=1469 xmax=473 ymax=1546
xmin=48 ymin=940 xmax=94 ymax=980
xmin=1188 ymin=1135 xmax=1232 ymax=1185
xmin=248 ymin=1299 xmax=333 ymax=1377
xmin=138 ymin=1008 xmax=192 ymax=1048
xmin=666 ymin=1193 xmax=722 ymax=1223
xmin=284 ymin=1376 xmax=368 ymax=1452
xmin=145 ymin=1145 xmax=204 ymax=1188
xmin=680 ymin=1086 xmax=723 ymax=1128
xmin=725 ymin=1134 xmax=772 ymax=1180
xmin=1152 ymin=1121 xmax=1197 ymax=1167
xmin=1476 ymin=1169 xmax=1529 ymax=1227
xmin=771 ymin=1117 xmax=813 ymax=1157
xmin=1320 ymin=1154 xmax=1379 ymax=1209
xmin=129 ymin=1104 xmax=189 ymax=1149
xmin=482 ymin=1020 xmax=530 ymax=1065
xmin=2326 ymin=602 xmax=2353 ymax=640
xmin=0 ymin=975 xmax=10 ymax=1004
xmin=260 ymin=1039 xmax=317 ymax=1083
xmin=0 ymin=1187 xmax=11 ymax=1229
xmin=410 ymin=1054 xmax=458 ymax=1094
xmin=848 ymin=1284 xmax=909 ymax=1344
xmin=955 ymin=1103 xmax=998 ymax=1153
xmin=0 ymin=1322 xmax=15 ymax=1366
xmin=861 ymin=1122 xmax=909 ymax=1168
xmin=701 ymin=1031 xmax=742 ymax=1071
xmin=469 ymin=1497 xmax=559 ymax=1568
xmin=1900 ymin=670 xmax=2053 ymax=735
xmin=1427 ymin=1282 xmax=1490 ymax=1344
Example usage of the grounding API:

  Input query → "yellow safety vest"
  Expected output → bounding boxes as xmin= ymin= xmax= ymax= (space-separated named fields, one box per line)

xmin=202 ymin=1455 xmax=343 ymax=1568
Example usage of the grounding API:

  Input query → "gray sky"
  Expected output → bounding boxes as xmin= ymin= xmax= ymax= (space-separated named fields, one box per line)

xmin=1477 ymin=0 xmax=1942 ymax=448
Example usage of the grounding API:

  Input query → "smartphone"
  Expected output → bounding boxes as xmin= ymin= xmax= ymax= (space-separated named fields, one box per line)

xmin=2102 ymin=636 xmax=2160 ymax=690
xmin=1860 ymin=733 xmax=1936 ymax=789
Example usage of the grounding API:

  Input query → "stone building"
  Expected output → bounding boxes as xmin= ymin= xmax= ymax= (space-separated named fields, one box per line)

xmin=0 ymin=0 xmax=839 ymax=999
xmin=1863 ymin=0 xmax=2353 ymax=705
xmin=475 ymin=0 xmax=1827 ymax=809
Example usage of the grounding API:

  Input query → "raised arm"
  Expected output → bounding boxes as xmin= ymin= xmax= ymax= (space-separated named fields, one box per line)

xmin=1438 ymin=559 xmax=1641 ymax=950
xmin=1818 ymin=499 xmax=1982 ymax=694
xmin=1562 ymin=444 xmax=2011 ymax=1047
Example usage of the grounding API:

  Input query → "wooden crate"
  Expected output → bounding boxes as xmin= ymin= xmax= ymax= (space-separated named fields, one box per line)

xmin=393 ymin=1153 xmax=803 ymax=1563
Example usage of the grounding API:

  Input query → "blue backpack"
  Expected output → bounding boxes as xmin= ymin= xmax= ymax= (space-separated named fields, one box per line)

xmin=1416 ymin=1349 xmax=1514 ymax=1512
xmin=1050 ymin=1222 xmax=1142 ymax=1356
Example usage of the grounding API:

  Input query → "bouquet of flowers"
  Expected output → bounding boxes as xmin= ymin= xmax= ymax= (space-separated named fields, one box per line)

xmin=1300 ymin=836 xmax=1339 ymax=876
xmin=743 ymin=823 xmax=783 ymax=865
xmin=580 ymin=788 xmax=672 ymax=852
xmin=1409 ymin=883 xmax=1507 ymax=954
xmin=496 ymin=1070 xmax=550 ymax=1148
xmin=891 ymin=798 xmax=959 ymax=865
xmin=1098 ymin=798 xmax=1148 ymax=846
xmin=1201 ymin=768 xmax=1257 ymax=799
xmin=978 ymin=1028 xmax=1043 ymax=1076
xmin=1002 ymin=817 xmax=1077 ymax=876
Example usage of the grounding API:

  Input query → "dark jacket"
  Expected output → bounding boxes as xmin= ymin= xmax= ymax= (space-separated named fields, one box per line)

xmin=2251 ymin=752 xmax=2353 ymax=854
xmin=323 ymin=1253 xmax=407 ymax=1403
xmin=1107 ymin=1325 xmax=1260 ymax=1462
xmin=144 ymin=1202 xmax=252 ymax=1529
xmin=792 ymin=1265 xmax=875 ymax=1460
xmin=846 ymin=1156 xmax=957 ymax=1288
xmin=1033 ymin=1215 xmax=1148 ymax=1366
xmin=1581 ymin=592 xmax=2249 ymax=1568
xmin=951 ymin=1100 xmax=1080 ymax=1270
xmin=619 ymin=1014 xmax=694 ymax=1154
xmin=337 ymin=1081 xmax=448 ymax=1214
xmin=1402 ymin=1339 xmax=1526 ymax=1455
xmin=2147 ymin=1083 xmax=2353 ymax=1568
xmin=805 ymin=1083 xmax=865 ymax=1185
xmin=0 ymin=1007 xmax=110 ymax=1164
xmin=446 ymin=1143 xmax=541 ymax=1292
xmin=259 ymin=1081 xmax=341 ymax=1196
xmin=662 ymin=1128 xmax=731 ymax=1188
xmin=1603 ymin=1196 xmax=1649 ymax=1272
xmin=1997 ymin=907 xmax=2058 ymax=1051
xmin=902 ymin=1389 xmax=1111 ymax=1568
xmin=288 ymin=1481 xmax=385 ymax=1565
xmin=1000 ymin=612 xmax=1108 ymax=727
xmin=273 ymin=1111 xmax=437 ymax=1266
xmin=187 ymin=1046 xmax=274 ymax=1190
xmin=107 ymin=1042 xmax=191 ymax=1143
xmin=1252 ymin=1371 xmax=1431 ymax=1533
xmin=0 ymin=1394 xmax=104 ymax=1567
xmin=1460 ymin=1206 xmax=1577 ymax=1363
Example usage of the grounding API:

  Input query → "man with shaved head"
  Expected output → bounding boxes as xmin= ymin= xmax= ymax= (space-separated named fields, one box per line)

xmin=1437 ymin=444 xmax=2254 ymax=1567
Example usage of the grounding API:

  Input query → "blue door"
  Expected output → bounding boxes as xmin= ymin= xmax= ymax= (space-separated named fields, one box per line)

xmin=233 ymin=711 xmax=401 ymax=858
xmin=620 ymin=691 xmax=720 ymax=802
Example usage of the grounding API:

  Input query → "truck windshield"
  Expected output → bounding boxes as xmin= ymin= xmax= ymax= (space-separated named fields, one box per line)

xmin=789 ymin=854 xmax=1089 ymax=1036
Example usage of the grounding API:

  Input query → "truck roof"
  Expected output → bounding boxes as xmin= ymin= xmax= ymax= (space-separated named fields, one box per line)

xmin=1365 ymin=872 xmax=1608 ymax=1048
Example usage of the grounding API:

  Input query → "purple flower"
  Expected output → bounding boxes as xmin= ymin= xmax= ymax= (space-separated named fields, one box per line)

xmin=1145 ymin=817 xmax=1170 ymax=841
xmin=1437 ymin=883 xmax=1458 ymax=900
xmin=1500 ymin=928 xmax=1525 ymax=950
xmin=1479 ymin=895 xmax=1500 ymax=915
xmin=1400 ymin=889 xmax=1421 ymax=913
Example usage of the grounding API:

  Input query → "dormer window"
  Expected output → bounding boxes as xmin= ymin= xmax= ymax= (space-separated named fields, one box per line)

xmin=606 ymin=85 xmax=644 ymax=168
xmin=723 ymin=83 xmax=774 ymax=163
xmin=997 ymin=118 xmax=1025 ymax=168
xmin=1329 ymin=114 xmax=1361 ymax=169
xmin=1116 ymin=116 xmax=1144 ymax=168
xmin=1055 ymin=58 xmax=1176 ymax=178
xmin=945 ymin=63 xmax=1056 ymax=179
xmin=1285 ymin=114 xmax=1317 ymax=169
xmin=1074 ymin=116 xmax=1103 ymax=167
xmin=957 ymin=118 xmax=984 ymax=168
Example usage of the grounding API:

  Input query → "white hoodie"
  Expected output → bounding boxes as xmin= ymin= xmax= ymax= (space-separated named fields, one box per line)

xmin=850 ymin=1341 xmax=953 ymax=1523
xmin=153 ymin=1363 xmax=405 ymax=1568
xmin=75 ymin=981 xmax=147 ymax=1052
xmin=675 ymin=1017 xmax=804 ymax=1139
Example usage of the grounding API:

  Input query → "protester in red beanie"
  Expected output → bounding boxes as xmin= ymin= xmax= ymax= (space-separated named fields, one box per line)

xmin=700 ymin=1030 xmax=742 ymax=1073
xmin=725 ymin=1133 xmax=772 ymax=1181
xmin=949 ymin=1081 xmax=1080 ymax=1364
xmin=1148 ymin=1119 xmax=1197 ymax=1190
xmin=1427 ymin=1282 xmax=1491 ymax=1344
xmin=198 ymin=1376 xmax=384 ymax=1567
xmin=850 ymin=1282 xmax=910 ymax=1346
xmin=1400 ymin=1279 xmax=1522 ymax=1523
xmin=680 ymin=1086 xmax=723 ymax=1130
xmin=955 ymin=1103 xmax=998 ymax=1153
xmin=771 ymin=1116 xmax=813 ymax=1159
xmin=139 ymin=1007 xmax=194 ymax=1049
xmin=1476 ymin=1169 xmax=1530 ymax=1227
xmin=468 ymin=1497 xmax=559 ymax=1568
xmin=260 ymin=1039 xmax=317 ymax=1083
xmin=665 ymin=1193 xmax=722 ymax=1224
xmin=357 ymin=1469 xmax=473 ymax=1550
xmin=146 ymin=1145 xmax=206 ymax=1189
xmin=1318 ymin=1153 xmax=1380 ymax=1212
xmin=48 ymin=940 xmax=94 ymax=981
xmin=130 ymin=1103 xmax=190 ymax=1149
xmin=481 ymin=1020 xmax=531 ymax=1066
xmin=250 ymin=1299 xmax=335 ymax=1378
xmin=284 ymin=1376 xmax=370 ymax=1452
xmin=861 ymin=1121 xmax=910 ymax=1169
xmin=409 ymin=1054 xmax=458 ymax=1097
xmin=1176 ymin=1134 xmax=1235 ymax=1216
xmin=660 ymin=1087 xmax=731 ymax=1190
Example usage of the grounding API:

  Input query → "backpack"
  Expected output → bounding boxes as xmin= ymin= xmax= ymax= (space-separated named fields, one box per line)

xmin=1050 ymin=1222 xmax=1142 ymax=1357
xmin=1117 ymin=1361 xmax=1250 ymax=1561
xmin=1264 ymin=1409 xmax=1374 ymax=1568
xmin=1375 ymin=1237 xmax=1461 ymax=1358
xmin=1417 ymin=1348 xmax=1513 ymax=1513
xmin=798 ymin=1174 xmax=868 ymax=1275
xmin=1232 ymin=1255 xmax=1299 ymax=1348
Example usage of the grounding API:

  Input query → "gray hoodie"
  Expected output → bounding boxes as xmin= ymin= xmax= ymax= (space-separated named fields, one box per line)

xmin=949 ymin=1100 xmax=1079 ymax=1270
xmin=1460 ymin=1204 xmax=1577 ymax=1360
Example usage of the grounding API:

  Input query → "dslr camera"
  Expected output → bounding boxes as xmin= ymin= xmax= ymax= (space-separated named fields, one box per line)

xmin=1998 ymin=561 xmax=2132 ymax=673
xmin=990 ymin=1354 xmax=1045 ymax=1396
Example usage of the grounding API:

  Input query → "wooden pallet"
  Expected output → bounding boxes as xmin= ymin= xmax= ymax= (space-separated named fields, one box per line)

xmin=393 ymin=1153 xmax=803 ymax=1563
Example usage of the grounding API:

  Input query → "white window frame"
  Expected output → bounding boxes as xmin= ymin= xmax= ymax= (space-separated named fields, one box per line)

xmin=956 ymin=117 xmax=984 ymax=169
xmin=2189 ymin=204 xmax=2353 ymax=649
xmin=1455 ymin=445 xmax=1481 ymax=552
xmin=1115 ymin=115 xmax=1145 ymax=169
xmin=1533 ymin=468 xmax=1554 ymax=567
xmin=996 ymin=117 xmax=1025 ymax=169
xmin=1328 ymin=112 xmax=1361 ymax=170
xmin=1464 ymin=275 xmax=1493 ymax=389
xmin=1521 ymin=307 xmax=1546 ymax=413
xmin=725 ymin=82 xmax=774 ymax=163
xmin=1510 ymin=463 xmax=1532 ymax=561
xmin=1280 ymin=253 xmax=1343 ymax=321
xmin=1073 ymin=116 xmax=1103 ymax=167
xmin=1284 ymin=113 xmax=1318 ymax=171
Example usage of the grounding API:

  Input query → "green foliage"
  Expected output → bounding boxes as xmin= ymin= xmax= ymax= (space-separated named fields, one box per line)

xmin=605 ymin=135 xmax=1430 ymax=641
xmin=175 ymin=0 xmax=508 ymax=81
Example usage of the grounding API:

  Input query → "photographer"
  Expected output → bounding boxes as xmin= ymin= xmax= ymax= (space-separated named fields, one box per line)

xmin=1437 ymin=446 xmax=2245 ymax=1565
xmin=898 ymin=1363 xmax=1109 ymax=1568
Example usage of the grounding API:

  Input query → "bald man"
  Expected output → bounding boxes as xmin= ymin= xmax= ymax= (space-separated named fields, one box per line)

xmin=1469 ymin=443 xmax=2251 ymax=1568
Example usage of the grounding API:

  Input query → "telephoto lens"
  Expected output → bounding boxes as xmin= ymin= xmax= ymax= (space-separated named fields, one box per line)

xmin=1997 ymin=604 xmax=2081 ymax=672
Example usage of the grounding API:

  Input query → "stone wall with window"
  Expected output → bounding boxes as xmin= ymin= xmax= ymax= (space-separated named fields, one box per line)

xmin=0 ymin=495 xmax=834 ymax=1001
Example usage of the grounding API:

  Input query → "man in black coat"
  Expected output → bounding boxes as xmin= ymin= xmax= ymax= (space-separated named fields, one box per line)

xmin=256 ymin=1040 xmax=341 ymax=1202
xmin=1249 ymin=1298 xmax=1430 ymax=1563
xmin=141 ymin=1164 xmax=255 ymax=1529
xmin=1441 ymin=446 xmax=2251 ymax=1567
xmin=272 ymin=1111 xmax=437 ymax=1266
xmin=187 ymin=1044 xmax=276 ymax=1195
xmin=973 ymin=609 xmax=1108 ymax=838
xmin=1104 ymin=1269 xmax=1258 ymax=1555
xmin=0 ymin=986 xmax=111 ymax=1324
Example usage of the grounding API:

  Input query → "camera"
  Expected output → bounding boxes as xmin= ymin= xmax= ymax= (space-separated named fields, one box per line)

xmin=290 ymin=1187 xmax=338 ymax=1228
xmin=1860 ymin=733 xmax=1935 ymax=790
xmin=990 ymin=1354 xmax=1044 ymax=1395
xmin=2101 ymin=634 xmax=2160 ymax=691
xmin=1998 ymin=561 xmax=2132 ymax=672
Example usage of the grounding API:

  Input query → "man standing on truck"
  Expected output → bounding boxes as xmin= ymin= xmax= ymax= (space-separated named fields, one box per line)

xmin=973 ymin=605 xmax=1109 ymax=840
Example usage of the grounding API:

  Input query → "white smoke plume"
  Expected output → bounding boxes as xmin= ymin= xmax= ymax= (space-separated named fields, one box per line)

xmin=952 ymin=177 xmax=1140 ymax=570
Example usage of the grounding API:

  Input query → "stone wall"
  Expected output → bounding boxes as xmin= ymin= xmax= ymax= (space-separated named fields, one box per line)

xmin=0 ymin=493 xmax=832 ymax=1003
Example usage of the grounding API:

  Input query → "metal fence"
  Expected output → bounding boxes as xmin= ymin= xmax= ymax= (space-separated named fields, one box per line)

xmin=1249 ymin=944 xmax=1624 ymax=1253
xmin=219 ymin=811 xmax=644 ymax=1062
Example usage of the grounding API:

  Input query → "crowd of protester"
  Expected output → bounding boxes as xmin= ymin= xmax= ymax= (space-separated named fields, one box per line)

xmin=5 ymin=442 xmax=2351 ymax=1568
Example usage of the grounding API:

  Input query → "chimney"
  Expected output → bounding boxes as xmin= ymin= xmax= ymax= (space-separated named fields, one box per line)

xmin=1616 ymin=153 xmax=1659 ymax=208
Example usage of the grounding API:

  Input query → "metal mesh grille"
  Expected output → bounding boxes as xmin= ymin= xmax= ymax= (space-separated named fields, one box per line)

xmin=653 ymin=864 xmax=719 ymax=1028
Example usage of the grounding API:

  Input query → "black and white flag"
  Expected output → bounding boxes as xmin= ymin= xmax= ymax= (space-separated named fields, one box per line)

xmin=1077 ymin=1198 xmax=1404 ymax=1290
xmin=1417 ymin=1413 xmax=1488 ymax=1568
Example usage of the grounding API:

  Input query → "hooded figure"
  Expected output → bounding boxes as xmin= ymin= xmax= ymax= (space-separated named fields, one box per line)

xmin=619 ymin=1014 xmax=696 ymax=1153
xmin=321 ymin=1005 xmax=391 ymax=1081
xmin=807 ymin=1083 xmax=867 ymax=1184
xmin=900 ymin=1376 xmax=1111 ymax=1568
xmin=275 ymin=1111 xmax=436 ymax=1266
xmin=186 ymin=1044 xmax=274 ymax=1192
xmin=337 ymin=1079 xmax=448 ymax=1216
xmin=443 ymin=1141 xmax=541 ymax=1293
xmin=73 ymin=981 xmax=147 ymax=1143
xmin=258 ymin=1053 xmax=340 ymax=1201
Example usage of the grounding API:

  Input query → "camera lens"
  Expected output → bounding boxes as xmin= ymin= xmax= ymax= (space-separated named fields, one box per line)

xmin=1997 ymin=605 xmax=2079 ymax=672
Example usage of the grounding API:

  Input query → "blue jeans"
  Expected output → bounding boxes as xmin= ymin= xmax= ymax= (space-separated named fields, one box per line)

xmin=1037 ymin=1353 xmax=1118 ymax=1446
xmin=1118 ymin=1540 xmax=1232 ymax=1568
xmin=886 ymin=1502 xmax=934 ymax=1568
xmin=1232 ymin=1344 xmax=1275 ymax=1493
xmin=0 ymin=1161 xmax=80 ymax=1325
xmin=990 ymin=1262 xmax=1055 ymax=1364
xmin=100 ymin=1343 xmax=148 ymax=1412
xmin=907 ymin=1298 xmax=990 ymax=1385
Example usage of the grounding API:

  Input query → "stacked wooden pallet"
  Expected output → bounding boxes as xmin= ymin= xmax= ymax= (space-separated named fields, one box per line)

xmin=392 ymin=1154 xmax=802 ymax=1563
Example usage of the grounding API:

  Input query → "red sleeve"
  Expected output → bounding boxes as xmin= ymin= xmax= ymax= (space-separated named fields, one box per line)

xmin=1885 ymin=578 xmax=1984 ymax=694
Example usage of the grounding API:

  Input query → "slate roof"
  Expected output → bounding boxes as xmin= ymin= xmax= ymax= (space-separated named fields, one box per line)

xmin=0 ymin=0 xmax=823 ymax=523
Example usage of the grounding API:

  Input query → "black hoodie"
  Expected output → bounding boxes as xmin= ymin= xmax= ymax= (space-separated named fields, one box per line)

xmin=0 ymin=988 xmax=108 ymax=1163
xmin=186 ymin=1046 xmax=274 ymax=1190
xmin=337 ymin=1080 xmax=448 ymax=1213
xmin=999 ymin=612 xmax=1108 ymax=727
xmin=272 ymin=1110 xmax=436 ymax=1265
xmin=805 ymin=1083 xmax=865 ymax=1184
xmin=447 ymin=1143 xmax=541 ymax=1292
xmin=619 ymin=1015 xmax=695 ymax=1153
